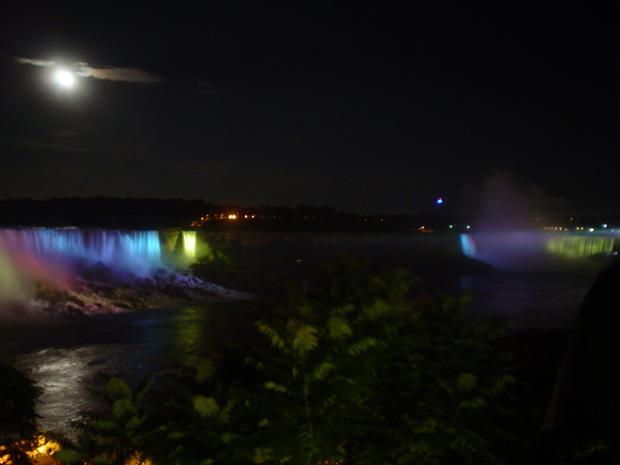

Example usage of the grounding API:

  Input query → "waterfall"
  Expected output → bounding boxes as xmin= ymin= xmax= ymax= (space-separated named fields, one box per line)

xmin=0 ymin=228 xmax=201 ymax=309
xmin=182 ymin=231 xmax=197 ymax=259
xmin=0 ymin=249 xmax=28 ymax=302
xmin=0 ymin=229 xmax=164 ymax=277
xmin=460 ymin=231 xmax=618 ymax=271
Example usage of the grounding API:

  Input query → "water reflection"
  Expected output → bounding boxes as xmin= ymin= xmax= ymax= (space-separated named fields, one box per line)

xmin=15 ymin=345 xmax=128 ymax=433
xmin=1 ymin=302 xmax=256 ymax=437
xmin=173 ymin=308 xmax=206 ymax=363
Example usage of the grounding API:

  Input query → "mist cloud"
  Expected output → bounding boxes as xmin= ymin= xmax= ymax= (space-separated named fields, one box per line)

xmin=475 ymin=170 xmax=570 ymax=229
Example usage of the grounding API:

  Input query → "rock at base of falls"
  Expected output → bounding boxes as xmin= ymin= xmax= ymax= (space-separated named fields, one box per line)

xmin=15 ymin=268 xmax=252 ymax=316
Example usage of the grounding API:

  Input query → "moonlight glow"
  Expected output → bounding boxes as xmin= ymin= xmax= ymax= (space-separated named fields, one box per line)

xmin=52 ymin=69 xmax=76 ymax=89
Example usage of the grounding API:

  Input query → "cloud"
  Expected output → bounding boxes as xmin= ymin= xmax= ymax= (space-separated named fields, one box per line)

xmin=79 ymin=64 xmax=162 ymax=83
xmin=15 ymin=57 xmax=55 ymax=67
xmin=14 ymin=56 xmax=162 ymax=83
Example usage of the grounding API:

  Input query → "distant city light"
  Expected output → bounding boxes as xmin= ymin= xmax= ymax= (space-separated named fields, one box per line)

xmin=435 ymin=197 xmax=444 ymax=205
xmin=465 ymin=225 xmax=471 ymax=230
xmin=602 ymin=223 xmax=608 ymax=228
xmin=588 ymin=228 xmax=595 ymax=232
xmin=449 ymin=224 xmax=454 ymax=229
xmin=228 ymin=213 xmax=238 ymax=220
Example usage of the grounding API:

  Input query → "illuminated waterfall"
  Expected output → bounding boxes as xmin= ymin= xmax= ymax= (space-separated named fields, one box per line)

xmin=0 ymin=227 xmax=199 ymax=275
xmin=0 ymin=228 xmax=202 ymax=307
xmin=158 ymin=229 xmax=198 ymax=263
xmin=460 ymin=231 xmax=618 ymax=270
xmin=0 ymin=229 xmax=164 ymax=277
xmin=182 ymin=231 xmax=197 ymax=259
xmin=0 ymin=249 xmax=28 ymax=302
xmin=460 ymin=234 xmax=477 ymax=258
xmin=161 ymin=229 xmax=181 ymax=255
xmin=546 ymin=236 xmax=615 ymax=259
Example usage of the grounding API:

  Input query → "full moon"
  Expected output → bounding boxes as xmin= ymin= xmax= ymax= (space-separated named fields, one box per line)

xmin=53 ymin=69 xmax=76 ymax=89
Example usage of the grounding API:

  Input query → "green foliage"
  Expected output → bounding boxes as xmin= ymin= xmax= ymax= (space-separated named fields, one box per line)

xmin=192 ymin=396 xmax=219 ymax=417
xmin=68 ymin=263 xmax=515 ymax=465
xmin=326 ymin=317 xmax=352 ymax=341
xmin=106 ymin=378 xmax=132 ymax=401
xmin=249 ymin=262 xmax=515 ymax=465
xmin=56 ymin=448 xmax=86 ymax=464
xmin=70 ymin=358 xmax=248 ymax=465
xmin=196 ymin=358 xmax=216 ymax=383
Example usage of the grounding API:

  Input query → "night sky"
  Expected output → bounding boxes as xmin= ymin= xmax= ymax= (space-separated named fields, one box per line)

xmin=1 ymin=2 xmax=618 ymax=214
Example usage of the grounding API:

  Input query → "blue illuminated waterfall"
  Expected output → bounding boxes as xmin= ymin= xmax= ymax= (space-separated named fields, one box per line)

xmin=0 ymin=229 xmax=173 ymax=277
xmin=0 ymin=228 xmax=202 ymax=305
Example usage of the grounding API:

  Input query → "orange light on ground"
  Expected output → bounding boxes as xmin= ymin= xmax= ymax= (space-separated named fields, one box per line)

xmin=228 ymin=213 xmax=238 ymax=220
xmin=0 ymin=434 xmax=61 ymax=465
xmin=125 ymin=453 xmax=154 ymax=465
xmin=0 ymin=436 xmax=157 ymax=465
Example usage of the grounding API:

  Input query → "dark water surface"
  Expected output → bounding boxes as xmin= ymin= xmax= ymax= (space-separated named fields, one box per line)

xmin=459 ymin=270 xmax=595 ymax=329
xmin=0 ymin=301 xmax=258 ymax=435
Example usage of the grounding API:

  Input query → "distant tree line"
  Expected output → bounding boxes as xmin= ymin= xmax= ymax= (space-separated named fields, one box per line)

xmin=0 ymin=198 xmax=463 ymax=231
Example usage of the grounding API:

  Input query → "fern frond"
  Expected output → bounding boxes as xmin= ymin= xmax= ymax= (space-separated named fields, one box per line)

xmin=313 ymin=361 xmax=335 ymax=381
xmin=256 ymin=321 xmax=287 ymax=352
xmin=362 ymin=299 xmax=392 ymax=321
xmin=346 ymin=337 xmax=380 ymax=357
xmin=264 ymin=381 xmax=288 ymax=394
xmin=327 ymin=317 xmax=353 ymax=341
xmin=217 ymin=398 xmax=236 ymax=423
xmin=292 ymin=325 xmax=319 ymax=357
